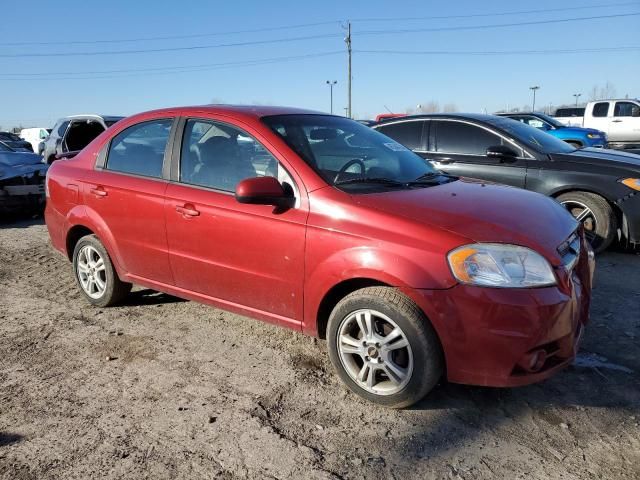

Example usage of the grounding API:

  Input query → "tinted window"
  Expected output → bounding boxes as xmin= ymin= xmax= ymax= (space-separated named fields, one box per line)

xmin=180 ymin=119 xmax=290 ymax=193
xmin=592 ymin=102 xmax=609 ymax=117
xmin=614 ymin=102 xmax=639 ymax=117
xmin=56 ymin=121 xmax=70 ymax=137
xmin=435 ymin=121 xmax=502 ymax=155
xmin=105 ymin=119 xmax=172 ymax=178
xmin=375 ymin=121 xmax=424 ymax=150
xmin=488 ymin=116 xmax=575 ymax=154
xmin=555 ymin=108 xmax=585 ymax=117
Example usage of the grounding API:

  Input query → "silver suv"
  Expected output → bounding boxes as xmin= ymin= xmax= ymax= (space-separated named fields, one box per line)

xmin=41 ymin=114 xmax=123 ymax=164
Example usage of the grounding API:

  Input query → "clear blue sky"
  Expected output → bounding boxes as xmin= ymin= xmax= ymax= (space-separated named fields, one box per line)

xmin=1 ymin=0 xmax=639 ymax=127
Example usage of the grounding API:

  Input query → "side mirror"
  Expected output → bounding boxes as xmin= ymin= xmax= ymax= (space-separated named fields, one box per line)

xmin=235 ymin=176 xmax=294 ymax=208
xmin=486 ymin=145 xmax=519 ymax=159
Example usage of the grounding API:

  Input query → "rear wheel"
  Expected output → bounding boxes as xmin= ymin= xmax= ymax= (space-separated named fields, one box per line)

xmin=72 ymin=235 xmax=131 ymax=307
xmin=327 ymin=287 xmax=443 ymax=408
xmin=557 ymin=191 xmax=616 ymax=253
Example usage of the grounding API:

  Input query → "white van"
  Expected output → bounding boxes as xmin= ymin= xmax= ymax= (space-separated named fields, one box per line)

xmin=20 ymin=128 xmax=50 ymax=154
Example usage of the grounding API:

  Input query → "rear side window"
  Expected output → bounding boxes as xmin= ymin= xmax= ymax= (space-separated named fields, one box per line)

xmin=435 ymin=121 xmax=502 ymax=155
xmin=57 ymin=121 xmax=69 ymax=137
xmin=105 ymin=119 xmax=173 ymax=178
xmin=613 ymin=102 xmax=640 ymax=117
xmin=375 ymin=121 xmax=425 ymax=150
xmin=592 ymin=102 xmax=609 ymax=117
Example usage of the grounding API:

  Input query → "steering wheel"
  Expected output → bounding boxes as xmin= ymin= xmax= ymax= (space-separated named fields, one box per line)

xmin=334 ymin=158 xmax=366 ymax=184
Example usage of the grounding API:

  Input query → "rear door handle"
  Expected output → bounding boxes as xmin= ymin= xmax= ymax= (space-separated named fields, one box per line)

xmin=90 ymin=186 xmax=107 ymax=198
xmin=611 ymin=119 xmax=623 ymax=123
xmin=175 ymin=203 xmax=200 ymax=218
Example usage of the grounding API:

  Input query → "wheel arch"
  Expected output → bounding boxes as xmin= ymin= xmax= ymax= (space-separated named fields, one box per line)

xmin=550 ymin=187 xmax=622 ymax=229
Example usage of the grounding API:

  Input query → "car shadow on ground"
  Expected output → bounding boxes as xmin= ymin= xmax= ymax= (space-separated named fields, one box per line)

xmin=121 ymin=288 xmax=186 ymax=306
xmin=0 ymin=215 xmax=44 ymax=229
xmin=0 ymin=432 xmax=23 ymax=447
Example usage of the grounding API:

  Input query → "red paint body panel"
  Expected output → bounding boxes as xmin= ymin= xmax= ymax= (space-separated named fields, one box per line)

xmin=44 ymin=104 xmax=593 ymax=389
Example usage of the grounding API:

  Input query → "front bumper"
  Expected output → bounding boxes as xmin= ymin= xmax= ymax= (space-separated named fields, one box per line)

xmin=616 ymin=189 xmax=640 ymax=244
xmin=407 ymin=241 xmax=594 ymax=387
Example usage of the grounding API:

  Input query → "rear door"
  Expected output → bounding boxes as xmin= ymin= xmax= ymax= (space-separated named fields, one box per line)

xmin=608 ymin=101 xmax=640 ymax=142
xmin=164 ymin=117 xmax=307 ymax=329
xmin=423 ymin=120 xmax=527 ymax=187
xmin=82 ymin=118 xmax=176 ymax=284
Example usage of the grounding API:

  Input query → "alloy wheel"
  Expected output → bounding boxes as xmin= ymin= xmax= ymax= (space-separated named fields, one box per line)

xmin=76 ymin=245 xmax=107 ymax=299
xmin=337 ymin=309 xmax=413 ymax=395
xmin=560 ymin=200 xmax=597 ymax=242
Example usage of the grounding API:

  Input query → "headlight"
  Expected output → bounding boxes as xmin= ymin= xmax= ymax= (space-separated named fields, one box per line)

xmin=448 ymin=244 xmax=557 ymax=288
xmin=586 ymin=133 xmax=600 ymax=139
xmin=621 ymin=178 xmax=640 ymax=191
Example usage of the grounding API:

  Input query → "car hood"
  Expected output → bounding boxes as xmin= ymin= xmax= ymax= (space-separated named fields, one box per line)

xmin=553 ymin=147 xmax=640 ymax=170
xmin=559 ymin=126 xmax=603 ymax=135
xmin=0 ymin=152 xmax=47 ymax=180
xmin=353 ymin=179 xmax=578 ymax=264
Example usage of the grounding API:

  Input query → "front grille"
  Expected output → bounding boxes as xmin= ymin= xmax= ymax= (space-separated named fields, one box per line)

xmin=557 ymin=231 xmax=580 ymax=270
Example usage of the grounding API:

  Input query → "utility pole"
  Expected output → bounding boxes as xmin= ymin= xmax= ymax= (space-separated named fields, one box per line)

xmin=326 ymin=80 xmax=337 ymax=114
xmin=345 ymin=21 xmax=352 ymax=119
xmin=529 ymin=86 xmax=540 ymax=111
xmin=573 ymin=93 xmax=582 ymax=107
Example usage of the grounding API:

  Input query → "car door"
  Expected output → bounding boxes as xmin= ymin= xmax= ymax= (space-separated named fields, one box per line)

xmin=588 ymin=101 xmax=611 ymax=134
xmin=164 ymin=117 xmax=307 ymax=329
xmin=422 ymin=119 xmax=527 ymax=187
xmin=608 ymin=101 xmax=640 ymax=142
xmin=82 ymin=118 xmax=176 ymax=284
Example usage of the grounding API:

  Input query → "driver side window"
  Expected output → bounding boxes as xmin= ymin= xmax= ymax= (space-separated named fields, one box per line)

xmin=179 ymin=119 xmax=297 ymax=196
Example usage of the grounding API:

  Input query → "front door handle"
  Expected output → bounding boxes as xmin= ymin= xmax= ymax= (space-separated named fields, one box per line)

xmin=433 ymin=157 xmax=455 ymax=164
xmin=176 ymin=203 xmax=200 ymax=218
xmin=611 ymin=119 xmax=623 ymax=123
xmin=90 ymin=186 xmax=107 ymax=198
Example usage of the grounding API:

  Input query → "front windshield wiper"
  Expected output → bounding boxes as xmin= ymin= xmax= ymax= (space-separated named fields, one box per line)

xmin=409 ymin=172 xmax=457 ymax=183
xmin=334 ymin=177 xmax=405 ymax=187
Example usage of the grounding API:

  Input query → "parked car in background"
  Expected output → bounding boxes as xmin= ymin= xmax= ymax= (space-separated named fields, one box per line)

xmin=41 ymin=114 xmax=123 ymax=164
xmin=554 ymin=107 xmax=585 ymax=124
xmin=497 ymin=112 xmax=607 ymax=148
xmin=0 ymin=131 xmax=34 ymax=152
xmin=0 ymin=141 xmax=47 ymax=215
xmin=374 ymin=113 xmax=640 ymax=252
xmin=45 ymin=105 xmax=593 ymax=408
xmin=553 ymin=99 xmax=640 ymax=149
xmin=20 ymin=127 xmax=50 ymax=153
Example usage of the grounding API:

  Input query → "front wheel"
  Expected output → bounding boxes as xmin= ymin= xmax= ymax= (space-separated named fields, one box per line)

xmin=72 ymin=235 xmax=132 ymax=307
xmin=557 ymin=191 xmax=616 ymax=253
xmin=327 ymin=287 xmax=443 ymax=408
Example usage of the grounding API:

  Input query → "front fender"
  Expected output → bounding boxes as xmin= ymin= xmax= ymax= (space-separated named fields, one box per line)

xmin=303 ymin=246 xmax=456 ymax=335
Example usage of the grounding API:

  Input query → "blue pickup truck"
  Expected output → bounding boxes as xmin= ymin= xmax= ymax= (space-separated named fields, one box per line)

xmin=497 ymin=112 xmax=607 ymax=148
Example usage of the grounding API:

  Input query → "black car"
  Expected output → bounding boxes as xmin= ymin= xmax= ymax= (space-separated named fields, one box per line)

xmin=0 ymin=131 xmax=33 ymax=152
xmin=373 ymin=114 xmax=640 ymax=252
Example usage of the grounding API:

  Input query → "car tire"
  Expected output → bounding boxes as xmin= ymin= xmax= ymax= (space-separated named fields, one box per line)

xmin=557 ymin=191 xmax=616 ymax=253
xmin=72 ymin=234 xmax=132 ymax=307
xmin=327 ymin=286 xmax=443 ymax=408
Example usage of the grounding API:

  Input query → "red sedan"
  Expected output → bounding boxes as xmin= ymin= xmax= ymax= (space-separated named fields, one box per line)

xmin=45 ymin=105 xmax=594 ymax=407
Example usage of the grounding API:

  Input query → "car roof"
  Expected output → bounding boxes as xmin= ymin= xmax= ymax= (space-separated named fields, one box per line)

xmin=61 ymin=114 xmax=124 ymax=121
xmin=135 ymin=104 xmax=326 ymax=119
xmin=374 ymin=112 xmax=505 ymax=125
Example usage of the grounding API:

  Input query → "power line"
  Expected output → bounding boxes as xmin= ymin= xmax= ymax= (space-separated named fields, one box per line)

xmin=350 ymin=1 xmax=639 ymax=22
xmin=0 ymin=33 xmax=342 ymax=58
xmin=0 ymin=51 xmax=343 ymax=80
xmin=355 ymin=12 xmax=640 ymax=36
xmin=355 ymin=46 xmax=640 ymax=56
xmin=1 ymin=21 xmax=341 ymax=46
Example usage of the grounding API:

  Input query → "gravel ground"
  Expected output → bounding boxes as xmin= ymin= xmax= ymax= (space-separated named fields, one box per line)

xmin=0 ymin=217 xmax=639 ymax=480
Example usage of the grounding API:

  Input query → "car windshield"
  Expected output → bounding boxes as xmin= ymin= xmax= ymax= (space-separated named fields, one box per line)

xmin=262 ymin=114 xmax=444 ymax=191
xmin=0 ymin=141 xmax=13 ymax=152
xmin=488 ymin=116 xmax=576 ymax=154
xmin=0 ymin=132 xmax=21 ymax=141
xmin=533 ymin=113 xmax=566 ymax=128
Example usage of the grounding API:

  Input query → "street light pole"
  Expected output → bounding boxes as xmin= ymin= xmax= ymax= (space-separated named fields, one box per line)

xmin=345 ymin=21 xmax=352 ymax=118
xmin=529 ymin=86 xmax=540 ymax=111
xmin=573 ymin=93 xmax=582 ymax=107
xmin=326 ymin=80 xmax=337 ymax=114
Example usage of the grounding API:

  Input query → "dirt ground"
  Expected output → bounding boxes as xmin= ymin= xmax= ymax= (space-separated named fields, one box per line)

xmin=0 ymin=217 xmax=638 ymax=480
